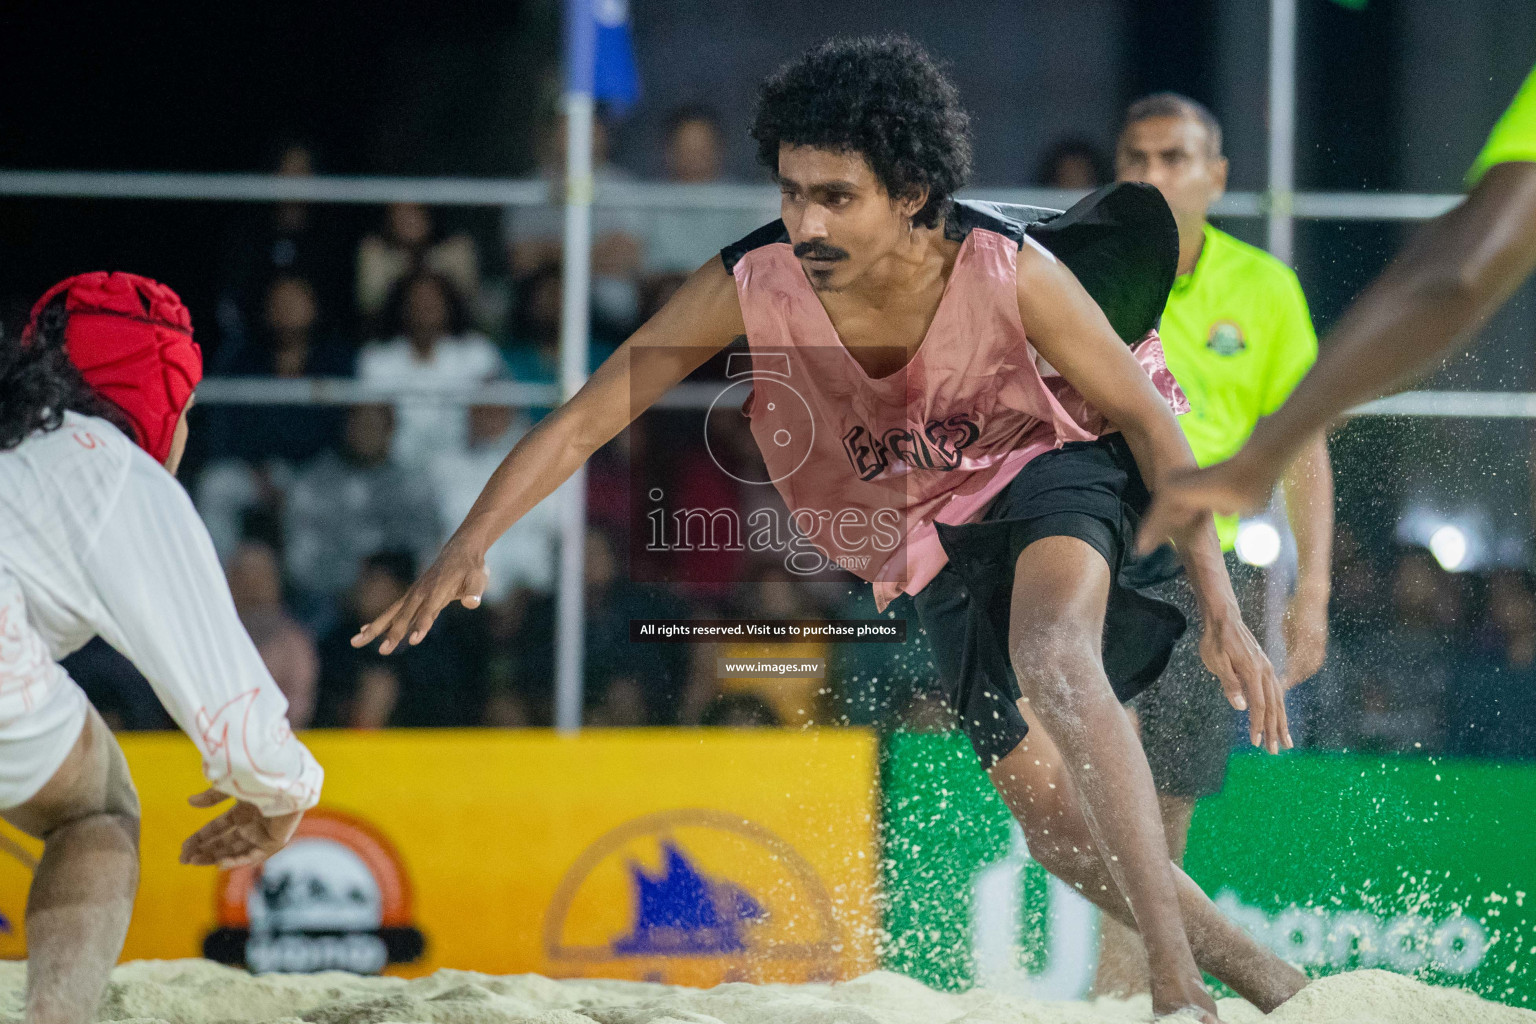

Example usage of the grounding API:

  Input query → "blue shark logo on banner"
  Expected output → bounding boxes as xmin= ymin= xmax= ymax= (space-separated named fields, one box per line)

xmin=543 ymin=808 xmax=845 ymax=984
xmin=611 ymin=843 xmax=766 ymax=955
xmin=593 ymin=0 xmax=640 ymax=111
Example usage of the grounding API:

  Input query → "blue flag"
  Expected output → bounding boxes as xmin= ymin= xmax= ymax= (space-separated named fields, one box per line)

xmin=592 ymin=0 xmax=640 ymax=112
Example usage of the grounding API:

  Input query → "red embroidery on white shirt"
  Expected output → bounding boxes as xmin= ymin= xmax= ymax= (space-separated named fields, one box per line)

xmin=195 ymin=690 xmax=291 ymax=797
xmin=0 ymin=602 xmax=50 ymax=713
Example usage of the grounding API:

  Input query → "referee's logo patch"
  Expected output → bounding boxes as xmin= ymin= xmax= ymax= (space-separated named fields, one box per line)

xmin=1206 ymin=320 xmax=1247 ymax=356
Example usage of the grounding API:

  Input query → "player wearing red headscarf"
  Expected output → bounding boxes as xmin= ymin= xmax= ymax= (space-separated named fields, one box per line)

xmin=0 ymin=273 xmax=321 ymax=1024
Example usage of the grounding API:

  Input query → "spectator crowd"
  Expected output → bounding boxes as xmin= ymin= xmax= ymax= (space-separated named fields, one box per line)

xmin=51 ymin=115 xmax=1536 ymax=763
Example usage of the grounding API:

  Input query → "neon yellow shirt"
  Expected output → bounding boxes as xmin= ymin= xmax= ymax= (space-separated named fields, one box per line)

xmin=1160 ymin=224 xmax=1318 ymax=549
xmin=1468 ymin=65 xmax=1536 ymax=188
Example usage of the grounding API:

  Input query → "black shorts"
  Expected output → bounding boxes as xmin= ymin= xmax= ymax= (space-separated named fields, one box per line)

xmin=1132 ymin=554 xmax=1260 ymax=799
xmin=913 ymin=435 xmax=1187 ymax=767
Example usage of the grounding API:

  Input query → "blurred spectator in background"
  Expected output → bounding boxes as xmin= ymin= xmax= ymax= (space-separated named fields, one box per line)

xmin=358 ymin=270 xmax=503 ymax=470
xmin=1034 ymin=137 xmax=1112 ymax=189
xmin=1346 ymin=549 xmax=1461 ymax=752
xmin=504 ymin=110 xmax=644 ymax=334
xmin=829 ymin=587 xmax=942 ymax=731
xmin=226 ymin=539 xmax=319 ymax=729
xmin=1448 ymin=569 xmax=1536 ymax=758
xmin=206 ymin=276 xmax=352 ymax=463
xmin=586 ymin=423 xmax=642 ymax=540
xmin=700 ymin=693 xmax=780 ymax=727
xmin=499 ymin=265 xmax=648 ymax=540
xmin=1319 ymin=524 xmax=1387 ymax=646
xmin=479 ymin=586 xmax=538 ymax=728
xmin=197 ymin=274 xmax=354 ymax=560
xmin=216 ymin=140 xmax=351 ymax=357
xmin=315 ymin=550 xmax=489 ymax=729
xmin=632 ymin=404 xmax=747 ymax=603
xmin=355 ymin=202 xmax=483 ymax=336
xmin=59 ymin=639 xmax=171 ymax=733
xmin=503 ymin=264 xmax=620 ymax=389
xmin=1293 ymin=525 xmax=1383 ymax=750
xmin=682 ymin=565 xmax=829 ymax=727
xmin=664 ymin=104 xmax=727 ymax=182
xmin=430 ymin=403 xmax=562 ymax=600
xmin=640 ymin=105 xmax=767 ymax=277
xmin=512 ymin=527 xmax=694 ymax=726
xmin=584 ymin=524 xmax=693 ymax=725
xmin=283 ymin=403 xmax=442 ymax=625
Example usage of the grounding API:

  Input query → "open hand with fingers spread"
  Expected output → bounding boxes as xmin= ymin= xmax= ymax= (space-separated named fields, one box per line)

xmin=1198 ymin=603 xmax=1292 ymax=755
xmin=350 ymin=536 xmax=490 ymax=654
xmin=179 ymin=789 xmax=304 ymax=869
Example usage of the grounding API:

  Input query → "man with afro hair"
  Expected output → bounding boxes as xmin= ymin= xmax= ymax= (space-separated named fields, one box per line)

xmin=357 ymin=36 xmax=1304 ymax=1020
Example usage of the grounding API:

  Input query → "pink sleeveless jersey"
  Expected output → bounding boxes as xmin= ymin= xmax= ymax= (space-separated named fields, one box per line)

xmin=730 ymin=222 xmax=1186 ymax=612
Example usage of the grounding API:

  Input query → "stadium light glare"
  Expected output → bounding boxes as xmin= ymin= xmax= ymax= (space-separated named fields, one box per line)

xmin=1234 ymin=520 xmax=1282 ymax=568
xmin=1429 ymin=525 xmax=1469 ymax=572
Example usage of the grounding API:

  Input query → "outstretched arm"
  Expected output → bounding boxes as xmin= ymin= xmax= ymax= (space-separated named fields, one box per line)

xmin=353 ymin=257 xmax=746 ymax=654
xmin=83 ymin=456 xmax=323 ymax=825
xmin=1141 ymin=161 xmax=1536 ymax=535
xmin=1017 ymin=239 xmax=1289 ymax=753
xmin=1248 ymin=163 xmax=1536 ymax=478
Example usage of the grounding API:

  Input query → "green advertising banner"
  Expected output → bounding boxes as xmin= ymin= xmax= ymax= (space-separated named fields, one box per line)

xmin=880 ymin=733 xmax=1535 ymax=1008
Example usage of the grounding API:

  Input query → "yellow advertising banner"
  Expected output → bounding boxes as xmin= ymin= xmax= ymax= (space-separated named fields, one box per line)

xmin=0 ymin=728 xmax=880 ymax=985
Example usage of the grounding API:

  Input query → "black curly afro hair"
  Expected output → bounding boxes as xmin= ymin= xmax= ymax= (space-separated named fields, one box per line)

xmin=750 ymin=35 xmax=973 ymax=230
xmin=0 ymin=296 xmax=133 ymax=453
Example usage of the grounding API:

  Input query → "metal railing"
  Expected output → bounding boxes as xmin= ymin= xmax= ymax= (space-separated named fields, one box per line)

xmin=3 ymin=167 xmax=1508 ymax=728
xmin=0 ymin=169 xmax=1461 ymax=221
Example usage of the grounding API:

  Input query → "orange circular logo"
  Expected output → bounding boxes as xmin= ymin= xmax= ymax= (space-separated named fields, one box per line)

xmin=204 ymin=807 xmax=425 ymax=974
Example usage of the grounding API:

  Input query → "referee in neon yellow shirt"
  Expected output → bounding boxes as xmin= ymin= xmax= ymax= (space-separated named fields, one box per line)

xmin=1144 ymin=66 xmax=1536 ymax=538
xmin=1093 ymin=93 xmax=1336 ymax=997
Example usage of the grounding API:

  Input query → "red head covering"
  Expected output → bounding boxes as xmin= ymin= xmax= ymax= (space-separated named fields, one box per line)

xmin=24 ymin=272 xmax=203 ymax=463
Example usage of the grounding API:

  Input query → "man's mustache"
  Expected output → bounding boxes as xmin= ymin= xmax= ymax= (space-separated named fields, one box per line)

xmin=793 ymin=241 xmax=849 ymax=261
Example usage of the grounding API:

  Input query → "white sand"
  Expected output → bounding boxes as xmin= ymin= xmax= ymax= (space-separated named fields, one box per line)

xmin=0 ymin=961 xmax=1529 ymax=1024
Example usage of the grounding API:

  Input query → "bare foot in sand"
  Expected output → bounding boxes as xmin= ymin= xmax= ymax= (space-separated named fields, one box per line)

xmin=1154 ymin=981 xmax=1221 ymax=1023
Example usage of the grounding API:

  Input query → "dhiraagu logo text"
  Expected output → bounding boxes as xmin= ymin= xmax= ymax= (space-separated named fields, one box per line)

xmin=544 ymin=808 xmax=845 ymax=986
xmin=964 ymin=826 xmax=1495 ymax=997
xmin=970 ymin=820 xmax=1100 ymax=1000
xmin=1214 ymin=891 xmax=1490 ymax=977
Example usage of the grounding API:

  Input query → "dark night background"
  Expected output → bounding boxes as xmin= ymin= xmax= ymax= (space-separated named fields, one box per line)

xmin=0 ymin=1 xmax=554 ymax=328
xmin=0 ymin=0 xmax=1416 ymax=337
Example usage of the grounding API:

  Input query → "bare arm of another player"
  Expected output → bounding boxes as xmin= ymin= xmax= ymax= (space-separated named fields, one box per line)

xmin=1142 ymin=161 xmax=1536 ymax=535
xmin=354 ymin=258 xmax=747 ymax=654
xmin=1279 ymin=433 xmax=1333 ymax=689
xmin=1016 ymin=239 xmax=1289 ymax=753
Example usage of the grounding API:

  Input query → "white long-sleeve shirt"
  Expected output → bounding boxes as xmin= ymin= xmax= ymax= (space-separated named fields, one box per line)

xmin=0 ymin=413 xmax=322 ymax=815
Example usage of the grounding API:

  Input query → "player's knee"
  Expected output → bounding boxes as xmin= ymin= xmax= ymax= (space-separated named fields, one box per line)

xmin=1019 ymin=813 xmax=1094 ymax=879
xmin=99 ymin=748 xmax=141 ymax=845
xmin=8 ymin=784 xmax=139 ymax=847
xmin=992 ymin=766 xmax=1090 ymax=876
xmin=1016 ymin=809 xmax=1058 ymax=864
xmin=1009 ymin=619 xmax=1098 ymax=706
xmin=37 ymin=775 xmax=139 ymax=852
xmin=6 ymin=712 xmax=140 ymax=842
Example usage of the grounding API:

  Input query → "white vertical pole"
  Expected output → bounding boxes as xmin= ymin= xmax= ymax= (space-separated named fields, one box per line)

xmin=1267 ymin=0 xmax=1297 ymax=264
xmin=556 ymin=0 xmax=596 ymax=734
xmin=1264 ymin=0 xmax=1299 ymax=665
